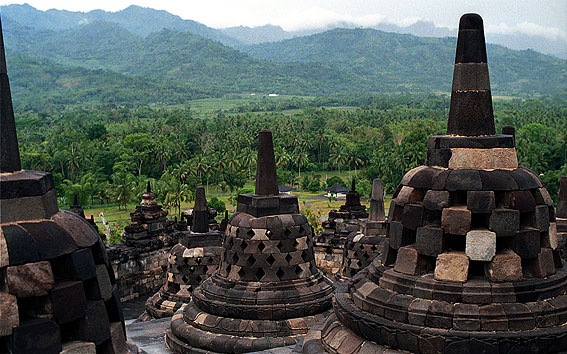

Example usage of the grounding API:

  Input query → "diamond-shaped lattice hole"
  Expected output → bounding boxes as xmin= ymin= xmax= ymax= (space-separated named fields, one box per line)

xmin=295 ymin=265 xmax=303 ymax=276
xmin=258 ymin=242 xmax=265 ymax=252
xmin=276 ymin=268 xmax=285 ymax=280
xmin=247 ymin=229 xmax=255 ymax=238
xmin=255 ymin=268 xmax=265 ymax=280
xmin=301 ymin=250 xmax=309 ymax=262
xmin=266 ymin=254 xmax=275 ymax=265
xmin=182 ymin=275 xmax=189 ymax=283
xmin=371 ymin=245 xmax=378 ymax=252
xmin=293 ymin=239 xmax=300 ymax=249
xmin=284 ymin=228 xmax=292 ymax=237
xmin=232 ymin=253 xmax=239 ymax=264
xmin=285 ymin=254 xmax=293 ymax=264
xmin=276 ymin=241 xmax=283 ymax=251
xmin=241 ymin=240 xmax=248 ymax=251
xmin=238 ymin=268 xmax=246 ymax=278
xmin=247 ymin=255 xmax=256 ymax=266
xmin=196 ymin=275 xmax=202 ymax=283
xmin=363 ymin=253 xmax=370 ymax=260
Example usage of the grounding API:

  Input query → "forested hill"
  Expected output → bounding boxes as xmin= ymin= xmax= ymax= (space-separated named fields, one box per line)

xmin=2 ymin=10 xmax=567 ymax=107
xmin=242 ymin=28 xmax=567 ymax=95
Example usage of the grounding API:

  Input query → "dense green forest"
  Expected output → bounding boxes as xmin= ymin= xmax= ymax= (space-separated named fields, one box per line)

xmin=15 ymin=95 xmax=567 ymax=214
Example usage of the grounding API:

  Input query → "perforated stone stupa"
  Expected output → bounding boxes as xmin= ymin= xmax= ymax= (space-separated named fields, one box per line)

xmin=303 ymin=14 xmax=567 ymax=354
xmin=144 ymin=186 xmax=222 ymax=319
xmin=337 ymin=178 xmax=388 ymax=281
xmin=0 ymin=18 xmax=131 ymax=354
xmin=166 ymin=129 xmax=334 ymax=353
xmin=315 ymin=179 xmax=368 ymax=275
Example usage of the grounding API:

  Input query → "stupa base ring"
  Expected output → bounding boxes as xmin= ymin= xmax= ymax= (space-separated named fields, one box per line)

xmin=167 ymin=303 xmax=331 ymax=353
xmin=144 ymin=288 xmax=188 ymax=319
xmin=326 ymin=286 xmax=567 ymax=354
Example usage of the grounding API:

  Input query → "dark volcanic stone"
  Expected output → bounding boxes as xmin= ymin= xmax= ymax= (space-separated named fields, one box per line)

xmin=423 ymin=190 xmax=451 ymax=211
xmin=20 ymin=221 xmax=78 ymax=260
xmin=447 ymin=91 xmax=494 ymax=136
xmin=445 ymin=169 xmax=482 ymax=191
xmin=514 ymin=228 xmax=541 ymax=259
xmin=402 ymin=204 xmax=425 ymax=230
xmin=74 ymin=300 xmax=111 ymax=345
xmin=415 ymin=226 xmax=445 ymax=256
xmin=52 ymin=248 xmax=97 ymax=281
xmin=478 ymin=169 xmax=519 ymax=191
xmin=192 ymin=186 xmax=209 ymax=233
xmin=50 ymin=280 xmax=87 ymax=324
xmin=7 ymin=319 xmax=61 ymax=354
xmin=1 ymin=224 xmax=40 ymax=265
xmin=389 ymin=221 xmax=414 ymax=249
xmin=467 ymin=191 xmax=495 ymax=214
xmin=255 ymin=129 xmax=279 ymax=196
xmin=503 ymin=191 xmax=537 ymax=212
xmin=489 ymin=209 xmax=520 ymax=236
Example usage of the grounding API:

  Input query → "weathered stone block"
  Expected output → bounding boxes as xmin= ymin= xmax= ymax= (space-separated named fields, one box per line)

xmin=422 ymin=190 xmax=451 ymax=211
xmin=503 ymin=191 xmax=536 ymax=212
xmin=408 ymin=298 xmax=431 ymax=326
xmin=441 ymin=206 xmax=471 ymax=235
xmin=50 ymin=281 xmax=87 ymax=324
xmin=415 ymin=226 xmax=444 ymax=256
xmin=0 ymin=292 xmax=19 ymax=336
xmin=453 ymin=303 xmax=480 ymax=331
xmin=480 ymin=304 xmax=508 ymax=331
xmin=533 ymin=188 xmax=554 ymax=206
xmin=514 ymin=228 xmax=541 ymax=259
xmin=61 ymin=341 xmax=96 ymax=354
xmin=74 ymin=301 xmax=111 ymax=345
xmin=388 ymin=221 xmax=414 ymax=249
xmin=6 ymin=261 xmax=54 ymax=297
xmin=542 ymin=222 xmax=558 ymax=250
xmin=53 ymin=248 xmax=97 ymax=281
xmin=394 ymin=246 xmax=433 ymax=275
xmin=534 ymin=205 xmax=550 ymax=232
xmin=402 ymin=204 xmax=424 ymax=230
xmin=467 ymin=191 xmax=495 ymax=214
xmin=523 ymin=248 xmax=556 ymax=278
xmin=1 ymin=224 xmax=40 ymax=266
xmin=465 ymin=229 xmax=496 ymax=261
xmin=388 ymin=200 xmax=404 ymax=220
xmin=95 ymin=264 xmax=113 ymax=301
xmin=485 ymin=251 xmax=522 ymax=282
xmin=489 ymin=209 xmax=520 ymax=236
xmin=395 ymin=186 xmax=424 ymax=205
xmin=7 ymin=319 xmax=61 ymax=354
xmin=434 ymin=252 xmax=469 ymax=282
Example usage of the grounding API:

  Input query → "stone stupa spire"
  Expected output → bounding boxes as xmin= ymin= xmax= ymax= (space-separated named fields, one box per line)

xmin=368 ymin=178 xmax=385 ymax=222
xmin=447 ymin=13 xmax=495 ymax=136
xmin=191 ymin=186 xmax=208 ymax=233
xmin=0 ymin=18 xmax=21 ymax=173
xmin=255 ymin=129 xmax=279 ymax=196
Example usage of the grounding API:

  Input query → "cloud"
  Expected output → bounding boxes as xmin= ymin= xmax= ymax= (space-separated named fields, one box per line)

xmin=273 ymin=6 xmax=422 ymax=31
xmin=486 ymin=22 xmax=567 ymax=40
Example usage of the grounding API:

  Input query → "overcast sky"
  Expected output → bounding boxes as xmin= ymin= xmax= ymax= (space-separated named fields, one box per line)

xmin=1 ymin=0 xmax=566 ymax=39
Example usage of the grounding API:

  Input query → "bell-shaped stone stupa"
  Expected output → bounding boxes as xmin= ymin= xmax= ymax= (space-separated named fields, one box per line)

xmin=302 ymin=14 xmax=567 ymax=354
xmin=167 ymin=129 xmax=334 ymax=353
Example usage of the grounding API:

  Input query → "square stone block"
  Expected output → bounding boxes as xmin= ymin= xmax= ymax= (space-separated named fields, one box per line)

xmin=503 ymin=191 xmax=536 ymax=212
xmin=74 ymin=301 xmax=111 ymax=345
xmin=388 ymin=221 xmax=414 ymax=249
xmin=402 ymin=204 xmax=424 ymax=230
xmin=480 ymin=304 xmax=508 ymax=331
xmin=485 ymin=251 xmax=523 ymax=282
xmin=1 ymin=224 xmax=41 ymax=266
xmin=394 ymin=246 xmax=433 ymax=276
xmin=533 ymin=188 xmax=554 ymax=206
xmin=534 ymin=205 xmax=550 ymax=232
xmin=0 ymin=292 xmax=19 ymax=336
xmin=7 ymin=319 xmax=61 ymax=354
xmin=489 ymin=209 xmax=520 ymax=236
xmin=514 ymin=228 xmax=541 ymax=259
xmin=408 ymin=298 xmax=431 ymax=326
xmin=416 ymin=226 xmax=444 ymax=256
xmin=61 ymin=341 xmax=96 ymax=354
xmin=434 ymin=252 xmax=469 ymax=282
xmin=50 ymin=281 xmax=87 ymax=324
xmin=465 ymin=230 xmax=496 ymax=261
xmin=395 ymin=186 xmax=424 ymax=205
xmin=53 ymin=248 xmax=97 ymax=281
xmin=523 ymin=248 xmax=556 ymax=278
xmin=423 ymin=190 xmax=451 ymax=211
xmin=441 ymin=206 xmax=471 ymax=235
xmin=453 ymin=303 xmax=480 ymax=331
xmin=6 ymin=261 xmax=54 ymax=298
xmin=467 ymin=191 xmax=495 ymax=214
xmin=462 ymin=279 xmax=492 ymax=304
xmin=542 ymin=222 xmax=558 ymax=250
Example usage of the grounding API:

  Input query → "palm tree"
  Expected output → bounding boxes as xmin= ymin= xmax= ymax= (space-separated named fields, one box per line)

xmin=330 ymin=150 xmax=347 ymax=176
xmin=294 ymin=148 xmax=309 ymax=179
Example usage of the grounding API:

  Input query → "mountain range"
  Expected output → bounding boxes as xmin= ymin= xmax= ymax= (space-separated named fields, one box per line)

xmin=1 ymin=4 xmax=566 ymax=110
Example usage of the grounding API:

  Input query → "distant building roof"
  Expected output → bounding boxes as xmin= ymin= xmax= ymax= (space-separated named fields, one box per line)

xmin=325 ymin=182 xmax=349 ymax=194
xmin=278 ymin=185 xmax=294 ymax=192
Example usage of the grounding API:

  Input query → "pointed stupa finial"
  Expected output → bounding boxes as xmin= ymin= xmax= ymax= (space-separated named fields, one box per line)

xmin=147 ymin=180 xmax=152 ymax=193
xmin=447 ymin=13 xmax=495 ymax=137
xmin=351 ymin=179 xmax=356 ymax=192
xmin=557 ymin=176 xmax=567 ymax=218
xmin=0 ymin=17 xmax=22 ymax=172
xmin=192 ymin=186 xmax=208 ymax=233
xmin=224 ymin=210 xmax=229 ymax=220
xmin=255 ymin=129 xmax=279 ymax=196
xmin=369 ymin=178 xmax=385 ymax=221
